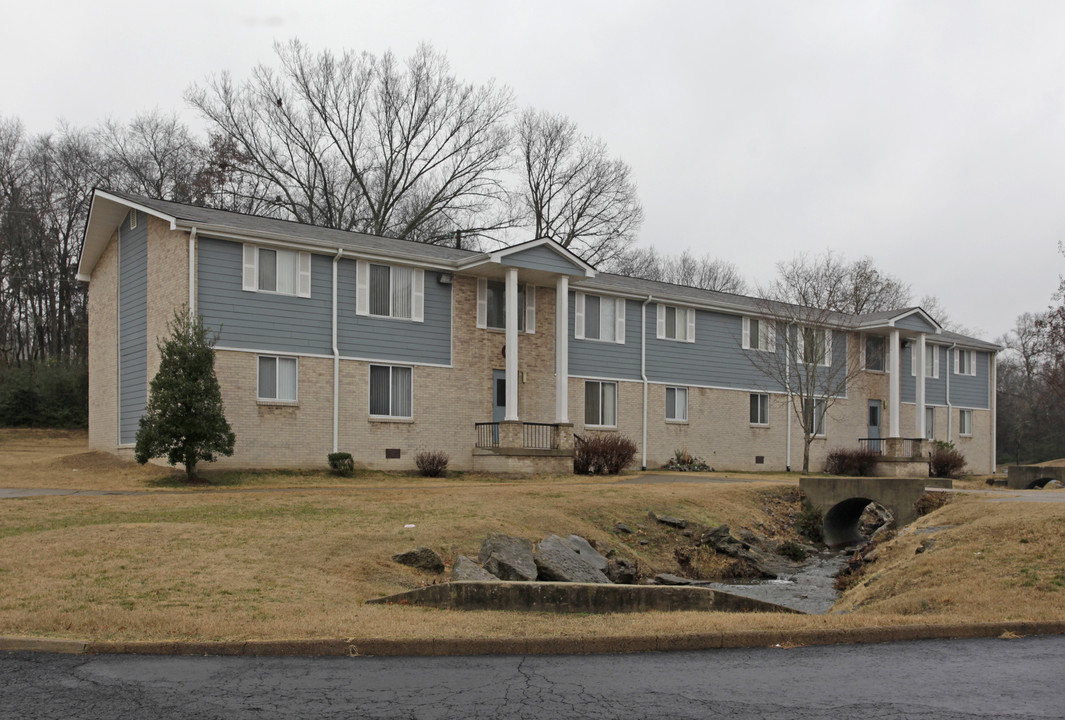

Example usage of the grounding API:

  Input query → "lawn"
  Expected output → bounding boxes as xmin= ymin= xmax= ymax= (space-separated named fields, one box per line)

xmin=1 ymin=429 xmax=1063 ymax=644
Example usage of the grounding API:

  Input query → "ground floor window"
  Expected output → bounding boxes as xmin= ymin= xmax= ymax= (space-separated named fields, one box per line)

xmin=258 ymin=355 xmax=298 ymax=402
xmin=370 ymin=365 xmax=413 ymax=418
xmin=959 ymin=409 xmax=973 ymax=436
xmin=804 ymin=397 xmax=826 ymax=436
xmin=749 ymin=393 xmax=769 ymax=426
xmin=585 ymin=380 xmax=617 ymax=427
xmin=666 ymin=386 xmax=688 ymax=422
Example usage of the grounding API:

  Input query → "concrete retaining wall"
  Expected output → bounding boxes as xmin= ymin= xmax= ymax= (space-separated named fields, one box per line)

xmin=1006 ymin=465 xmax=1065 ymax=490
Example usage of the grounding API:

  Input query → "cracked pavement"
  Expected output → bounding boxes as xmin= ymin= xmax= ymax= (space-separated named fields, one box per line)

xmin=2 ymin=635 xmax=1062 ymax=719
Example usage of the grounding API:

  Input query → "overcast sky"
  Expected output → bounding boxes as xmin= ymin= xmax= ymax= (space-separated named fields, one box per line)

xmin=4 ymin=0 xmax=1065 ymax=342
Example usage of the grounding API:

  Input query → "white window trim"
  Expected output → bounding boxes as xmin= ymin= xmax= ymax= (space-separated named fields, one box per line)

xmin=368 ymin=364 xmax=414 ymax=420
xmin=861 ymin=334 xmax=887 ymax=372
xmin=242 ymin=243 xmax=312 ymax=298
xmin=355 ymin=260 xmax=424 ymax=322
xmin=665 ymin=386 xmax=688 ymax=423
xmin=805 ymin=397 xmax=827 ymax=437
xmin=954 ymin=349 xmax=977 ymax=377
xmin=476 ymin=277 xmax=535 ymax=333
xmin=959 ymin=409 xmax=973 ymax=437
xmin=749 ymin=392 xmax=770 ymax=427
xmin=742 ymin=317 xmax=776 ymax=352
xmin=584 ymin=380 xmax=618 ymax=428
xmin=574 ymin=292 xmax=626 ymax=344
xmin=256 ymin=355 xmax=298 ymax=403
xmin=796 ymin=327 xmax=832 ymax=366
xmin=911 ymin=343 xmax=941 ymax=379
xmin=656 ymin=303 xmax=696 ymax=343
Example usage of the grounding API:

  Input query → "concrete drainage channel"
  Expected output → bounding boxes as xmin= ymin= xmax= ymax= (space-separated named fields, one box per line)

xmin=366 ymin=580 xmax=801 ymax=614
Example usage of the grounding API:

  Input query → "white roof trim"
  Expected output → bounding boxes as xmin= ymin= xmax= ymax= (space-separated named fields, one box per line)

xmin=457 ymin=236 xmax=595 ymax=277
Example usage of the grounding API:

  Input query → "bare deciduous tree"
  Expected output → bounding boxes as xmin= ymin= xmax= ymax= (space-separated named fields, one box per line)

xmin=605 ymin=246 xmax=747 ymax=294
xmin=518 ymin=109 xmax=642 ymax=266
xmin=96 ymin=110 xmax=206 ymax=202
xmin=765 ymin=251 xmax=910 ymax=315
xmin=187 ymin=41 xmax=515 ymax=243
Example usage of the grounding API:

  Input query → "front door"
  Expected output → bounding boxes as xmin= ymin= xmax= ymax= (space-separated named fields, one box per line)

xmin=492 ymin=370 xmax=506 ymax=443
xmin=868 ymin=400 xmax=882 ymax=452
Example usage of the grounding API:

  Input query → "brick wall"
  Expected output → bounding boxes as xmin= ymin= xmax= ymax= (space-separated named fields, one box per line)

xmin=88 ymin=232 xmax=119 ymax=451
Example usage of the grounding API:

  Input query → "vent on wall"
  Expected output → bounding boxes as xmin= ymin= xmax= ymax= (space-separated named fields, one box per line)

xmin=755 ymin=456 xmax=764 ymax=465
xmin=385 ymin=448 xmax=401 ymax=459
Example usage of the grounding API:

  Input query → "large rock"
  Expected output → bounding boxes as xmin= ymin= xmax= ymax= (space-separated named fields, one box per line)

xmin=699 ymin=525 xmax=780 ymax=579
xmin=392 ymin=546 xmax=444 ymax=573
xmin=653 ymin=573 xmax=694 ymax=585
xmin=606 ymin=557 xmax=638 ymax=584
xmin=534 ymin=535 xmax=611 ymax=583
xmin=566 ymin=535 xmax=609 ymax=572
xmin=649 ymin=511 xmax=688 ymax=529
xmin=479 ymin=534 xmax=537 ymax=581
xmin=451 ymin=556 xmax=497 ymax=582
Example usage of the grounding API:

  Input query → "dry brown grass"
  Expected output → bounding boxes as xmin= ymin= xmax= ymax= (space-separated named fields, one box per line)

xmin=2 ymin=430 xmax=1064 ymax=643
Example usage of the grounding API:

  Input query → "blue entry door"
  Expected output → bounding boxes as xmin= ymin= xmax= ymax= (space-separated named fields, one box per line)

xmin=868 ymin=400 xmax=882 ymax=451
xmin=492 ymin=370 xmax=506 ymax=443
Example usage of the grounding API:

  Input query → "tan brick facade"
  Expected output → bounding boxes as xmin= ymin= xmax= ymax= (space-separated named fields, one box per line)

xmin=88 ymin=231 xmax=119 ymax=452
xmin=85 ymin=210 xmax=996 ymax=475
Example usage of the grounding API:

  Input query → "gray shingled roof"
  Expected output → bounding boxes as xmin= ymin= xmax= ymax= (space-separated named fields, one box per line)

xmin=106 ymin=191 xmax=999 ymax=351
xmin=113 ymin=191 xmax=477 ymax=263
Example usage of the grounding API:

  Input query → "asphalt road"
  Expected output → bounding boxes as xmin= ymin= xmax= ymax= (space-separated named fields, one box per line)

xmin=2 ymin=636 xmax=1062 ymax=719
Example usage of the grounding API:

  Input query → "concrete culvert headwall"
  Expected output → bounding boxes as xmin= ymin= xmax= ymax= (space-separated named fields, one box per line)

xmin=800 ymin=477 xmax=943 ymax=549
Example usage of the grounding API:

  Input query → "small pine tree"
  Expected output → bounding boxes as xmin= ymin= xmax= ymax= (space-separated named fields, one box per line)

xmin=135 ymin=308 xmax=235 ymax=481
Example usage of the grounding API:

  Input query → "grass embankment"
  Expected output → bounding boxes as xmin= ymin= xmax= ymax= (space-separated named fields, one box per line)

xmin=1 ymin=429 xmax=1063 ymax=644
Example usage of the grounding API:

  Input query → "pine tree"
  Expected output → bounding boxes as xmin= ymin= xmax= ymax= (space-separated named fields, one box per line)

xmin=135 ymin=308 xmax=235 ymax=481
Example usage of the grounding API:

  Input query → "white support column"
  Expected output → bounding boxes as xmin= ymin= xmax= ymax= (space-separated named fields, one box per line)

xmin=915 ymin=333 xmax=927 ymax=439
xmin=505 ymin=268 xmax=519 ymax=422
xmin=555 ymin=276 xmax=569 ymax=423
xmin=889 ymin=329 xmax=901 ymax=438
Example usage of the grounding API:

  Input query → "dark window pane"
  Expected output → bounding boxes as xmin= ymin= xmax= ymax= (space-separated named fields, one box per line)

xmin=370 ymin=264 xmax=390 ymax=316
xmin=585 ymin=381 xmax=601 ymax=425
xmin=585 ymin=295 xmax=601 ymax=339
xmin=486 ymin=280 xmax=506 ymax=329
xmin=370 ymin=366 xmax=391 ymax=415
xmin=258 ymin=249 xmax=277 ymax=292
xmin=258 ymin=356 xmax=277 ymax=399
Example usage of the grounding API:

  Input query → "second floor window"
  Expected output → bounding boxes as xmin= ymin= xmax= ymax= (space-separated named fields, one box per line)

xmin=742 ymin=317 xmax=775 ymax=352
xmin=243 ymin=244 xmax=311 ymax=297
xmin=356 ymin=261 xmax=424 ymax=321
xmin=955 ymin=349 xmax=977 ymax=376
xmin=657 ymin=304 xmax=695 ymax=342
xmin=575 ymin=293 xmax=625 ymax=343
xmin=476 ymin=277 xmax=536 ymax=333
xmin=864 ymin=335 xmax=885 ymax=371
xmin=799 ymin=327 xmax=832 ymax=366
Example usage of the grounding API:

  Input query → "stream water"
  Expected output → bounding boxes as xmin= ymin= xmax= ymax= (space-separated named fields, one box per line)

xmin=697 ymin=551 xmax=849 ymax=614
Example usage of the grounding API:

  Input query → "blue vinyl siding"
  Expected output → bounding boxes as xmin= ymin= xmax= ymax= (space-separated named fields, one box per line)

xmin=568 ymin=296 xmax=643 ymax=380
xmin=197 ymin=237 xmax=333 ymax=355
xmin=950 ymin=350 xmax=991 ymax=409
xmin=896 ymin=314 xmax=938 ymax=333
xmin=646 ymin=309 xmax=789 ymax=391
xmin=118 ymin=210 xmax=148 ymax=444
xmin=926 ymin=346 xmax=947 ymax=405
xmin=336 ymin=260 xmax=452 ymax=365
xmin=504 ymin=245 xmax=587 ymax=276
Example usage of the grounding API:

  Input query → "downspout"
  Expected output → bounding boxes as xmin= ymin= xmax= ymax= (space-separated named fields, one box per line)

xmin=991 ymin=350 xmax=998 ymax=474
xmin=332 ymin=248 xmax=343 ymax=454
xmin=785 ymin=322 xmax=793 ymax=472
xmin=188 ymin=228 xmax=197 ymax=317
xmin=641 ymin=295 xmax=653 ymax=470
xmin=946 ymin=342 xmax=956 ymax=443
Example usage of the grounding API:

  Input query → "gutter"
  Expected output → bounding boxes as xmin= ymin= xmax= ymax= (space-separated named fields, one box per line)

xmin=641 ymin=295 xmax=653 ymax=470
xmin=188 ymin=228 xmax=197 ymax=317
xmin=332 ymin=248 xmax=343 ymax=454
xmin=785 ymin=322 xmax=792 ymax=472
xmin=946 ymin=342 xmax=956 ymax=442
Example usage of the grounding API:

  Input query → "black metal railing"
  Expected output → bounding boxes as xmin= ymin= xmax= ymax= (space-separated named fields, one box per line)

xmin=475 ymin=422 xmax=499 ymax=449
xmin=523 ymin=422 xmax=559 ymax=450
xmin=859 ymin=438 xmax=884 ymax=455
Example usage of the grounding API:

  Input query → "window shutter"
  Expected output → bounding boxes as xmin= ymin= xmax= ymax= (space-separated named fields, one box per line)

xmin=741 ymin=317 xmax=750 ymax=349
xmin=476 ymin=278 xmax=487 ymax=328
xmin=574 ymin=292 xmax=585 ymax=339
xmin=686 ymin=308 xmax=696 ymax=343
xmin=767 ymin=321 xmax=776 ymax=352
xmin=525 ymin=284 xmax=536 ymax=333
xmin=824 ymin=330 xmax=832 ymax=366
xmin=412 ymin=269 xmax=425 ymax=322
xmin=356 ymin=260 xmax=369 ymax=315
xmin=860 ymin=334 xmax=866 ymax=367
xmin=297 ymin=252 xmax=311 ymax=298
xmin=954 ymin=349 xmax=959 ymax=375
xmin=242 ymin=244 xmax=257 ymax=291
xmin=932 ymin=345 xmax=940 ymax=378
xmin=797 ymin=327 xmax=805 ymax=362
xmin=656 ymin=304 xmax=665 ymax=339
xmin=614 ymin=298 xmax=625 ymax=344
